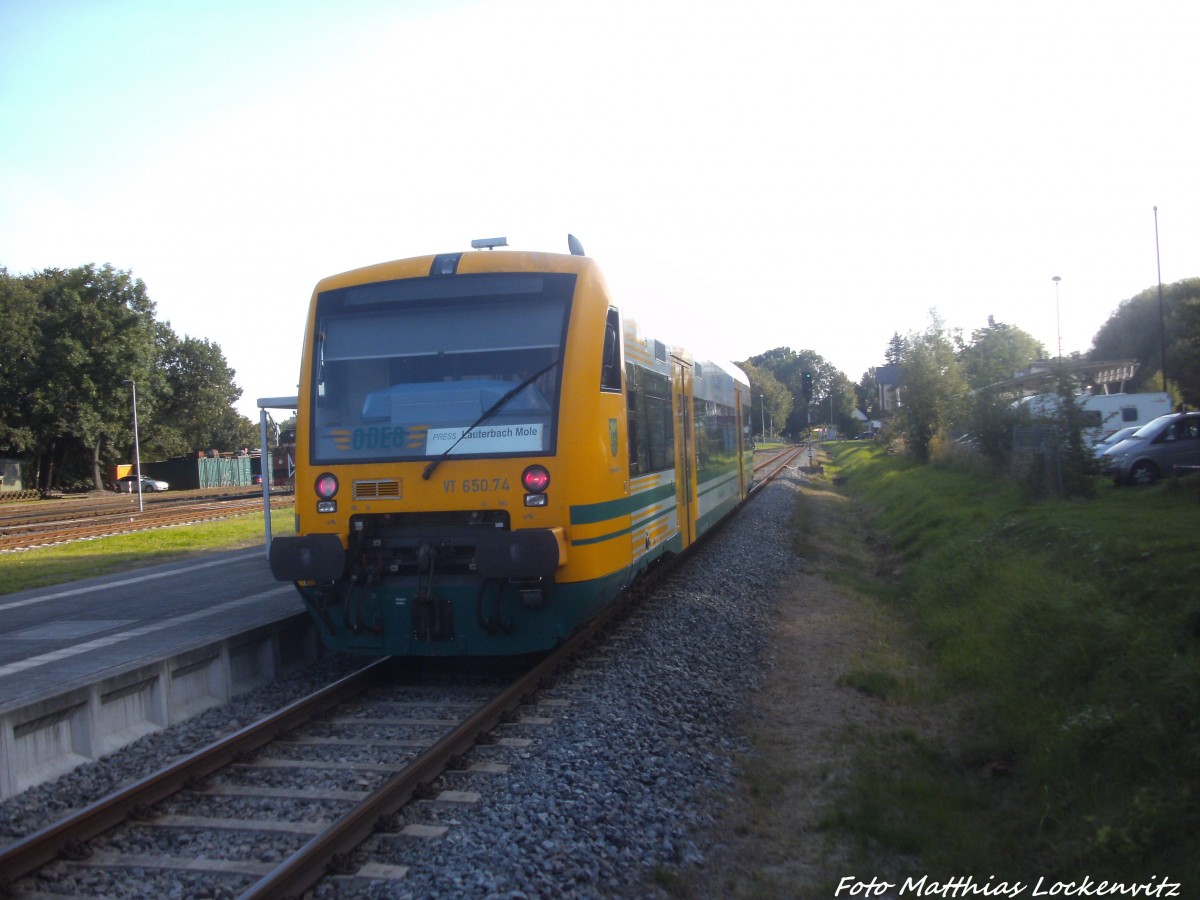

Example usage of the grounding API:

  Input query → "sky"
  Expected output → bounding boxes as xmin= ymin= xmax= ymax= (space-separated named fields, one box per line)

xmin=3 ymin=0 xmax=1199 ymax=421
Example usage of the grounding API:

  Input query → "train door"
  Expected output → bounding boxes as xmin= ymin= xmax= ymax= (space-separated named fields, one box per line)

xmin=673 ymin=358 xmax=695 ymax=549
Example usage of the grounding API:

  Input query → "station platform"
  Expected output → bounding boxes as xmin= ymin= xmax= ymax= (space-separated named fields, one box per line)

xmin=0 ymin=548 xmax=319 ymax=800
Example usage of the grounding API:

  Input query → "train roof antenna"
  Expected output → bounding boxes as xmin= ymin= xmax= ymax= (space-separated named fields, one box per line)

xmin=567 ymin=234 xmax=585 ymax=256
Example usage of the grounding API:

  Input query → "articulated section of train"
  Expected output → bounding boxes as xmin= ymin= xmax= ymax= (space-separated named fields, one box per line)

xmin=269 ymin=238 xmax=752 ymax=656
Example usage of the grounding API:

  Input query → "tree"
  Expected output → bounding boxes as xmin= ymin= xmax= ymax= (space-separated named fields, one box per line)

xmin=738 ymin=361 xmax=792 ymax=440
xmin=884 ymin=331 xmax=904 ymax=366
xmin=24 ymin=265 xmax=157 ymax=490
xmin=1171 ymin=290 xmax=1200 ymax=403
xmin=895 ymin=313 xmax=967 ymax=463
xmin=1090 ymin=278 xmax=1200 ymax=403
xmin=151 ymin=328 xmax=257 ymax=458
xmin=745 ymin=347 xmax=837 ymax=436
xmin=1050 ymin=370 xmax=1095 ymax=498
xmin=0 ymin=264 xmax=256 ymax=491
xmin=0 ymin=269 xmax=41 ymax=455
xmin=824 ymin=369 xmax=860 ymax=436
xmin=956 ymin=319 xmax=1047 ymax=468
xmin=958 ymin=318 xmax=1046 ymax=390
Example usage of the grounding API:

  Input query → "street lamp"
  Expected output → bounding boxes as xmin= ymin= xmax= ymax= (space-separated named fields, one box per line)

xmin=1052 ymin=275 xmax=1062 ymax=361
xmin=121 ymin=379 xmax=143 ymax=512
xmin=1154 ymin=206 xmax=1167 ymax=393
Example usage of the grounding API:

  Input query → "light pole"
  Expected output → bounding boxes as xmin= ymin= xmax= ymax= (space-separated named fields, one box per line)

xmin=1052 ymin=275 xmax=1062 ymax=362
xmin=1154 ymin=206 xmax=1167 ymax=393
xmin=122 ymin=379 xmax=143 ymax=512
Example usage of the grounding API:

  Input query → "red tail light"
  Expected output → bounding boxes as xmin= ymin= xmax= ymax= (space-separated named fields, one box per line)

xmin=315 ymin=473 xmax=339 ymax=499
xmin=522 ymin=465 xmax=550 ymax=493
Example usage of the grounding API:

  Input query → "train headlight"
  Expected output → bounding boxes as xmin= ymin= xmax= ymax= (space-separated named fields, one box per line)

xmin=522 ymin=465 xmax=550 ymax=506
xmin=315 ymin=472 xmax=339 ymax=513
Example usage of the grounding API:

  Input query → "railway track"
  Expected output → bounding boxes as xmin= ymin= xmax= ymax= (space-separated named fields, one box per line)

xmin=0 ymin=659 xmax=547 ymax=896
xmin=0 ymin=494 xmax=291 ymax=553
xmin=753 ymin=443 xmax=805 ymax=485
xmin=0 ymin=577 xmax=634 ymax=897
xmin=0 ymin=446 xmax=805 ymax=897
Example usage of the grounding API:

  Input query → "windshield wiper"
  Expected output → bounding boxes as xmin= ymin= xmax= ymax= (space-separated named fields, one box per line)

xmin=421 ymin=359 xmax=560 ymax=480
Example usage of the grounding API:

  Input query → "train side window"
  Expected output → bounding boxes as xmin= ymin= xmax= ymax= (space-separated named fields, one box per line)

xmin=600 ymin=308 xmax=622 ymax=392
xmin=625 ymin=361 xmax=673 ymax=475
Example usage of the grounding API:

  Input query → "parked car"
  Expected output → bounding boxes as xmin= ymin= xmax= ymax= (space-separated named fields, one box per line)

xmin=1091 ymin=425 xmax=1140 ymax=458
xmin=1088 ymin=425 xmax=1141 ymax=473
xmin=116 ymin=474 xmax=169 ymax=493
xmin=1099 ymin=412 xmax=1200 ymax=485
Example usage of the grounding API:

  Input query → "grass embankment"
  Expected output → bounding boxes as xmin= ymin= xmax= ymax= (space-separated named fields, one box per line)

xmin=827 ymin=442 xmax=1200 ymax=883
xmin=0 ymin=506 xmax=293 ymax=595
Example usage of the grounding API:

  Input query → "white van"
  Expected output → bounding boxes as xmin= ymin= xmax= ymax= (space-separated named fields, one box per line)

xmin=1020 ymin=392 xmax=1172 ymax=443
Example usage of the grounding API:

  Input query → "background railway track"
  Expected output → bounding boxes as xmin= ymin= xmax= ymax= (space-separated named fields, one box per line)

xmin=0 ymin=492 xmax=291 ymax=553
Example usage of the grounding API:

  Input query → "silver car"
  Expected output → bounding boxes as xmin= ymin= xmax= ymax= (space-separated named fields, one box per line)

xmin=1091 ymin=425 xmax=1140 ymax=459
xmin=1100 ymin=412 xmax=1200 ymax=485
xmin=116 ymin=474 xmax=170 ymax=493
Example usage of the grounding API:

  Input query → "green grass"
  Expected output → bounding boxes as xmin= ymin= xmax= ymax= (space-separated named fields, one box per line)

xmin=825 ymin=442 xmax=1200 ymax=881
xmin=0 ymin=505 xmax=294 ymax=595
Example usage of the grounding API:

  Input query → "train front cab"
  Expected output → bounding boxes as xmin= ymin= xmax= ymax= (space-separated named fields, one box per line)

xmin=269 ymin=248 xmax=751 ymax=657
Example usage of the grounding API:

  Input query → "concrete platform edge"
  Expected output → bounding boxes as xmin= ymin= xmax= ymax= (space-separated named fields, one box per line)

xmin=0 ymin=612 xmax=320 ymax=801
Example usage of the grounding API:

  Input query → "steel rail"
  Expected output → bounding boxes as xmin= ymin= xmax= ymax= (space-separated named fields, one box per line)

xmin=751 ymin=444 xmax=804 ymax=485
xmin=0 ymin=659 xmax=390 ymax=888
xmin=239 ymin=598 xmax=625 ymax=899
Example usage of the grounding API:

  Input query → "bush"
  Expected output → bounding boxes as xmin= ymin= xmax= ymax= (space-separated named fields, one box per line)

xmin=832 ymin=442 xmax=1200 ymax=880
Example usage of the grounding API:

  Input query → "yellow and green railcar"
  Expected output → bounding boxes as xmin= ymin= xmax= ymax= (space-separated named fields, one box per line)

xmin=269 ymin=238 xmax=752 ymax=656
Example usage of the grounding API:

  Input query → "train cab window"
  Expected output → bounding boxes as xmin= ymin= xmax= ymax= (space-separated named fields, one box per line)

xmin=600 ymin=308 xmax=622 ymax=392
xmin=309 ymin=272 xmax=573 ymax=464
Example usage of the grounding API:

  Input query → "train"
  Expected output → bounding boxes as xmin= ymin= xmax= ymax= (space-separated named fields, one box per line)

xmin=269 ymin=236 xmax=753 ymax=656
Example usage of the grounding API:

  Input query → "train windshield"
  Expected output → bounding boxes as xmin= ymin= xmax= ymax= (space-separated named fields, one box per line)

xmin=310 ymin=272 xmax=574 ymax=464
